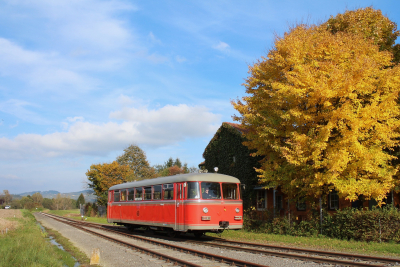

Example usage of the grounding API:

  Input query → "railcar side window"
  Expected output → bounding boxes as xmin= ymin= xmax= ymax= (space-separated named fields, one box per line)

xmin=120 ymin=189 xmax=127 ymax=201
xmin=114 ymin=190 xmax=120 ymax=202
xmin=201 ymin=182 xmax=221 ymax=199
xmin=222 ymin=183 xmax=238 ymax=200
xmin=135 ymin=187 xmax=142 ymax=201
xmin=144 ymin=187 xmax=152 ymax=200
xmin=163 ymin=184 xmax=174 ymax=200
xmin=108 ymin=191 xmax=112 ymax=202
xmin=153 ymin=185 xmax=162 ymax=200
xmin=187 ymin=182 xmax=200 ymax=199
xmin=128 ymin=188 xmax=135 ymax=201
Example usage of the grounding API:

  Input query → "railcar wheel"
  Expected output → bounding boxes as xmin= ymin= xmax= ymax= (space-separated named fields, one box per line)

xmin=127 ymin=225 xmax=138 ymax=232
xmin=167 ymin=230 xmax=180 ymax=238
xmin=193 ymin=231 xmax=205 ymax=238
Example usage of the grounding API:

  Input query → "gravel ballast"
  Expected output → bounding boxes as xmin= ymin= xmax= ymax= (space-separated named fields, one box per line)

xmin=34 ymin=213 xmax=323 ymax=267
xmin=34 ymin=213 xmax=164 ymax=267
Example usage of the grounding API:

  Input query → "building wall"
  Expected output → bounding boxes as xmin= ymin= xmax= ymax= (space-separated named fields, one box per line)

xmin=202 ymin=123 xmax=261 ymax=209
xmin=252 ymin=188 xmax=400 ymax=221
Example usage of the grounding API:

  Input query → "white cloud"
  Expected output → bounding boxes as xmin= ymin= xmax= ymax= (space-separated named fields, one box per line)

xmin=0 ymin=38 xmax=98 ymax=92
xmin=67 ymin=116 xmax=85 ymax=123
xmin=6 ymin=0 xmax=137 ymax=53
xmin=0 ymin=99 xmax=48 ymax=125
xmin=146 ymin=53 xmax=169 ymax=64
xmin=0 ymin=174 xmax=20 ymax=180
xmin=175 ymin=55 xmax=187 ymax=63
xmin=117 ymin=95 xmax=134 ymax=106
xmin=148 ymin=32 xmax=162 ymax=45
xmin=213 ymin=41 xmax=230 ymax=51
xmin=0 ymin=104 xmax=221 ymax=160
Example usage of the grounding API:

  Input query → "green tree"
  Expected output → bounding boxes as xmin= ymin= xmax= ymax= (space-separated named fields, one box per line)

xmin=86 ymin=161 xmax=133 ymax=205
xmin=42 ymin=198 xmax=53 ymax=209
xmin=233 ymin=11 xmax=400 ymax=204
xmin=76 ymin=193 xmax=86 ymax=208
xmin=165 ymin=157 xmax=174 ymax=168
xmin=117 ymin=144 xmax=156 ymax=181
xmin=53 ymin=194 xmax=63 ymax=210
xmin=31 ymin=192 xmax=43 ymax=206
xmin=20 ymin=196 xmax=33 ymax=209
xmin=3 ymin=190 xmax=12 ymax=204
xmin=153 ymin=157 xmax=194 ymax=177
xmin=10 ymin=199 xmax=22 ymax=209
xmin=174 ymin=158 xmax=182 ymax=168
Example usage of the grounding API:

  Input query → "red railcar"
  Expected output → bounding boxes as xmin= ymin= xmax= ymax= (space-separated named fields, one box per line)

xmin=107 ymin=173 xmax=243 ymax=237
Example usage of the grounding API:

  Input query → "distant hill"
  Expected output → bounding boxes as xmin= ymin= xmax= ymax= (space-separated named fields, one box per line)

xmin=16 ymin=189 xmax=97 ymax=202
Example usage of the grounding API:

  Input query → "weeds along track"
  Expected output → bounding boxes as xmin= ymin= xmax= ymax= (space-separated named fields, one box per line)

xmin=40 ymin=213 xmax=399 ymax=267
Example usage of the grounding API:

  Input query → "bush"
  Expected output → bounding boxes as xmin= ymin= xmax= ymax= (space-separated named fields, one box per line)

xmin=84 ymin=203 xmax=99 ymax=217
xmin=323 ymin=205 xmax=400 ymax=243
xmin=243 ymin=205 xmax=400 ymax=243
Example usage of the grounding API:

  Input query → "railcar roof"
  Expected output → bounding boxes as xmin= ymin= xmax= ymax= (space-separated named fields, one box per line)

xmin=109 ymin=173 xmax=240 ymax=190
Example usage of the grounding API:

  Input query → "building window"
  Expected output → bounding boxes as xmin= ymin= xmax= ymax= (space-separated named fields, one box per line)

xmin=329 ymin=191 xmax=339 ymax=210
xmin=256 ymin=190 xmax=267 ymax=210
xmin=296 ymin=199 xmax=306 ymax=211
xmin=275 ymin=195 xmax=283 ymax=210
xmin=383 ymin=191 xmax=393 ymax=206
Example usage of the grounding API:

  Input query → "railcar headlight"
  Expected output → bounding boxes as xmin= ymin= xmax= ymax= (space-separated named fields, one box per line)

xmin=235 ymin=208 xmax=240 ymax=213
xmin=203 ymin=207 xmax=209 ymax=214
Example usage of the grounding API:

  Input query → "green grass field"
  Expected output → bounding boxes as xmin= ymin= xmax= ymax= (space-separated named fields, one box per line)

xmin=0 ymin=210 xmax=81 ymax=267
xmin=45 ymin=209 xmax=111 ymax=224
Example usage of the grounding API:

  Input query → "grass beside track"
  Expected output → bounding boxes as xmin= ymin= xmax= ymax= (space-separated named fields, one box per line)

xmin=207 ymin=229 xmax=400 ymax=258
xmin=44 ymin=226 xmax=90 ymax=266
xmin=47 ymin=209 xmax=400 ymax=258
xmin=45 ymin=209 xmax=111 ymax=224
xmin=0 ymin=210 xmax=78 ymax=267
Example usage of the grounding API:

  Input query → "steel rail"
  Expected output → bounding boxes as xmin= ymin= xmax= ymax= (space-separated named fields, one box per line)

xmin=204 ymin=238 xmax=399 ymax=265
xmin=40 ymin=212 xmax=269 ymax=267
xmin=185 ymin=240 xmax=388 ymax=267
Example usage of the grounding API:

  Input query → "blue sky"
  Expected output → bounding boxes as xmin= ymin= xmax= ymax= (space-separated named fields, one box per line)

xmin=1 ymin=0 xmax=400 ymax=194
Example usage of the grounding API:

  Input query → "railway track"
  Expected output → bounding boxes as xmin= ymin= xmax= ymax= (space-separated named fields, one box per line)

xmin=40 ymin=212 xmax=268 ymax=267
xmin=41 ymin=212 xmax=399 ymax=267
xmin=182 ymin=238 xmax=399 ymax=267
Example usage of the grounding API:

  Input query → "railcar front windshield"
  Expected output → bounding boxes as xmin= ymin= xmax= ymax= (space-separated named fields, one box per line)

xmin=222 ymin=183 xmax=239 ymax=200
xmin=201 ymin=182 xmax=221 ymax=199
xmin=187 ymin=182 xmax=200 ymax=199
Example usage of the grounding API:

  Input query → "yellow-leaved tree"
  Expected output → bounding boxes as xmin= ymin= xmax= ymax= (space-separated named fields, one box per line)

xmin=86 ymin=161 xmax=133 ymax=205
xmin=323 ymin=7 xmax=400 ymax=64
xmin=233 ymin=19 xmax=400 ymax=203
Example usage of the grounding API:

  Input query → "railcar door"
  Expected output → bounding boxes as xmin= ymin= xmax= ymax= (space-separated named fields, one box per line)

xmin=111 ymin=190 xmax=121 ymax=222
xmin=175 ymin=182 xmax=185 ymax=231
